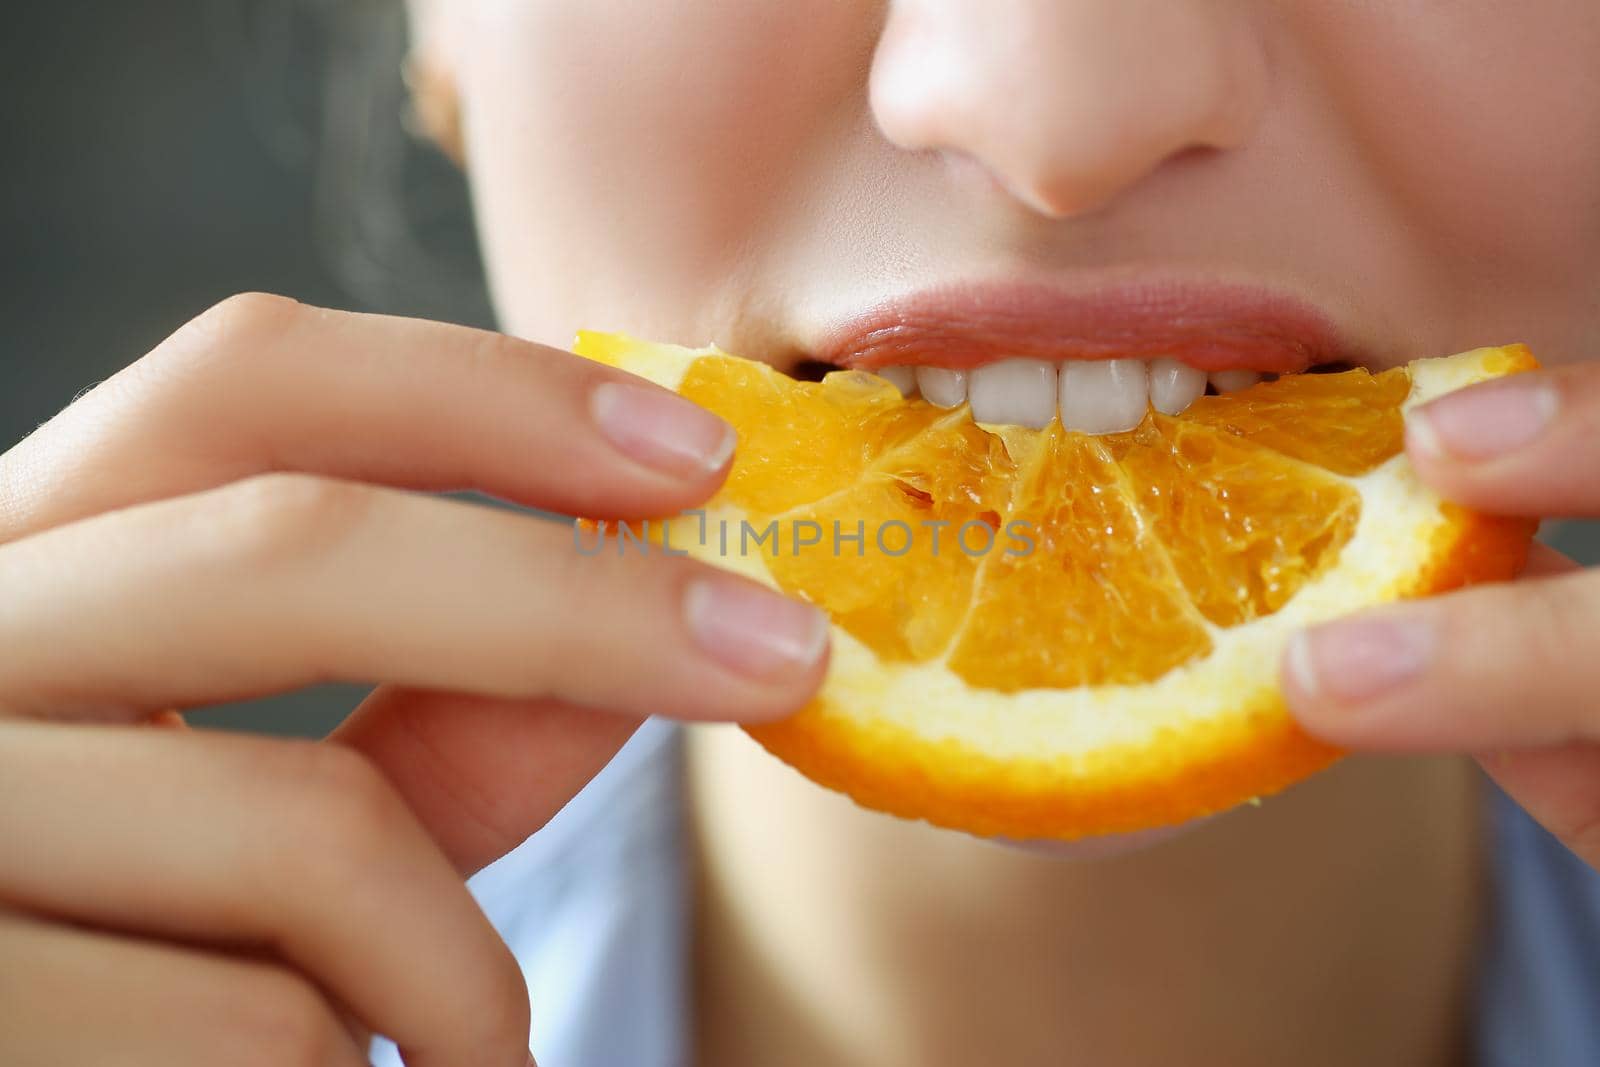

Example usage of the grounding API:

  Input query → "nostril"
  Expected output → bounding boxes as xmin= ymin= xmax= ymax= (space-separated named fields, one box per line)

xmin=868 ymin=1 xmax=1268 ymax=223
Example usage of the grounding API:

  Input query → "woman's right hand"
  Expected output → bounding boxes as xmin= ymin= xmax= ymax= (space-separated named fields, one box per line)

xmin=0 ymin=294 xmax=829 ymax=1067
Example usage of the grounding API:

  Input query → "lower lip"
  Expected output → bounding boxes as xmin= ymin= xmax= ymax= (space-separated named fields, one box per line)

xmin=820 ymin=281 xmax=1349 ymax=375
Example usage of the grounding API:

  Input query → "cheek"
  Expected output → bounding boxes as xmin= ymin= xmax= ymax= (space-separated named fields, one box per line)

xmin=455 ymin=1 xmax=881 ymax=348
xmin=1303 ymin=3 xmax=1600 ymax=354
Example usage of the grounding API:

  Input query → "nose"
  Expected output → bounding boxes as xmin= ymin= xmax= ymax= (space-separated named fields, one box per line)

xmin=869 ymin=0 xmax=1268 ymax=218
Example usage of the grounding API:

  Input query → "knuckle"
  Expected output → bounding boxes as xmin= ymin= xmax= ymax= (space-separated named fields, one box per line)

xmin=479 ymin=954 xmax=533 ymax=1053
xmin=542 ymin=550 xmax=678 ymax=657
xmin=229 ymin=966 xmax=348 ymax=1067
xmin=261 ymin=742 xmax=406 ymax=874
xmin=173 ymin=292 xmax=303 ymax=363
xmin=196 ymin=473 xmax=374 ymax=573
xmin=463 ymin=326 xmax=540 ymax=374
xmin=1523 ymin=577 xmax=1596 ymax=664
xmin=130 ymin=293 xmax=309 ymax=430
xmin=457 ymin=327 xmax=581 ymax=398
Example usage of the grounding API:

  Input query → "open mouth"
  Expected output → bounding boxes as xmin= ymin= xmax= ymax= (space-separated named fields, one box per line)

xmin=808 ymin=279 xmax=1358 ymax=432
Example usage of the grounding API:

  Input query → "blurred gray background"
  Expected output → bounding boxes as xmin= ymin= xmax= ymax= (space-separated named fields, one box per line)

xmin=3 ymin=1 xmax=1595 ymax=741
xmin=1 ymin=0 xmax=493 ymax=738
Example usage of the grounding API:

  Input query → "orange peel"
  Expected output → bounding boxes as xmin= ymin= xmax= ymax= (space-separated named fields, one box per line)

xmin=577 ymin=333 xmax=1538 ymax=840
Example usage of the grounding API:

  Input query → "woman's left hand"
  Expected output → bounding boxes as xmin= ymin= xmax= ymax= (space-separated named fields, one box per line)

xmin=1283 ymin=360 xmax=1600 ymax=868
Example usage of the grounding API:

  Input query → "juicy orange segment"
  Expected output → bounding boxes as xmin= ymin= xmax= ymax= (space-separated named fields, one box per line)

xmin=680 ymin=357 xmax=948 ymax=516
xmin=769 ymin=416 xmax=1019 ymax=665
xmin=1115 ymin=417 xmax=1363 ymax=628
xmin=1179 ymin=366 xmax=1410 ymax=476
xmin=575 ymin=333 xmax=1539 ymax=840
xmin=946 ymin=430 xmax=1213 ymax=690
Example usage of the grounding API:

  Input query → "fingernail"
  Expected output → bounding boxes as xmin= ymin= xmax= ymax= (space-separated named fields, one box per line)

xmin=591 ymin=381 xmax=735 ymax=479
xmin=1286 ymin=615 xmax=1434 ymax=705
xmin=1409 ymin=379 xmax=1557 ymax=462
xmin=686 ymin=577 xmax=829 ymax=682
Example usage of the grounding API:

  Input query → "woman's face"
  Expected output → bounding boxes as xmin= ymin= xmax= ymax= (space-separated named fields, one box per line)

xmin=412 ymin=1 xmax=1600 ymax=382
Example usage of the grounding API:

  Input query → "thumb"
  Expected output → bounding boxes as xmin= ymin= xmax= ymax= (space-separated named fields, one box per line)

xmin=329 ymin=686 xmax=642 ymax=875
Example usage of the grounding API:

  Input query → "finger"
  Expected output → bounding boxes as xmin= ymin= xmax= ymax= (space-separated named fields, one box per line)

xmin=0 ymin=472 xmax=829 ymax=722
xmin=1282 ymin=567 xmax=1600 ymax=751
xmin=0 ymin=909 xmax=369 ymax=1067
xmin=0 ymin=293 xmax=731 ymax=544
xmin=0 ymin=722 xmax=531 ymax=1067
xmin=1476 ymin=743 xmax=1600 ymax=871
xmin=1406 ymin=363 xmax=1600 ymax=516
xmin=331 ymin=688 xmax=644 ymax=876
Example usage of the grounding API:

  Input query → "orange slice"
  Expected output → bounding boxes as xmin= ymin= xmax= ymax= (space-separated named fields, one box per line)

xmin=576 ymin=333 xmax=1538 ymax=840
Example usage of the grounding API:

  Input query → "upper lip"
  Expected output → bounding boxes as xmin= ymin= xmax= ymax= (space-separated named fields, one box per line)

xmin=816 ymin=279 xmax=1352 ymax=375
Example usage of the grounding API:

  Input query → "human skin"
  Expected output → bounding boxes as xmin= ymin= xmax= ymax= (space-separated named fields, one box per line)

xmin=0 ymin=300 xmax=826 ymax=1067
xmin=408 ymin=2 xmax=1600 ymax=1064
xmin=3 ymin=2 xmax=1600 ymax=1066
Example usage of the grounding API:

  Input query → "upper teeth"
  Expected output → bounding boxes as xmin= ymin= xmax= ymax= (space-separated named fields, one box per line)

xmin=965 ymin=358 xmax=1058 ymax=428
xmin=915 ymin=366 xmax=969 ymax=408
xmin=875 ymin=365 xmax=917 ymax=397
xmin=871 ymin=357 xmax=1264 ymax=433
xmin=1059 ymin=358 xmax=1148 ymax=434
xmin=1147 ymin=357 xmax=1207 ymax=416
xmin=1208 ymin=369 xmax=1263 ymax=393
